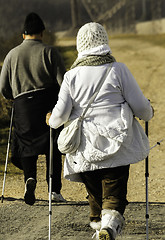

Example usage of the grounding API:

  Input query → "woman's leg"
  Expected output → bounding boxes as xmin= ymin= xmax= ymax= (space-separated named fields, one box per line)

xmin=80 ymin=170 xmax=102 ymax=223
xmin=101 ymin=165 xmax=130 ymax=215
xmin=100 ymin=165 xmax=130 ymax=240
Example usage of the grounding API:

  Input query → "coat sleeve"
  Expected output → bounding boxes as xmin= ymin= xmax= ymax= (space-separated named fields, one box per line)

xmin=0 ymin=54 xmax=13 ymax=100
xmin=117 ymin=63 xmax=153 ymax=121
xmin=49 ymin=72 xmax=72 ymax=129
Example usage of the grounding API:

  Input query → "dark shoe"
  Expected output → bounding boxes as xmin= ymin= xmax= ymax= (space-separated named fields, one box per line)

xmin=99 ymin=228 xmax=114 ymax=240
xmin=24 ymin=178 xmax=36 ymax=205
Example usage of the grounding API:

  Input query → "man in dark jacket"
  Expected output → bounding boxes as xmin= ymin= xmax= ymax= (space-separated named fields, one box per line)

xmin=0 ymin=12 xmax=66 ymax=205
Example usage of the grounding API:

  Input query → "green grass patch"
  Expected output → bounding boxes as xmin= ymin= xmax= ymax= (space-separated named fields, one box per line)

xmin=57 ymin=45 xmax=77 ymax=70
xmin=0 ymin=128 xmax=9 ymax=168
xmin=0 ymin=128 xmax=22 ymax=176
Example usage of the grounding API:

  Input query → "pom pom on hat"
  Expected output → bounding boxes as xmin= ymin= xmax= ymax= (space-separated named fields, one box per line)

xmin=77 ymin=22 xmax=109 ymax=53
xmin=23 ymin=12 xmax=45 ymax=35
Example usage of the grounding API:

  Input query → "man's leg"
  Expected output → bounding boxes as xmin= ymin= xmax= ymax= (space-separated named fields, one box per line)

xmin=46 ymin=152 xmax=62 ymax=193
xmin=21 ymin=156 xmax=38 ymax=183
xmin=21 ymin=156 xmax=38 ymax=205
xmin=46 ymin=141 xmax=66 ymax=202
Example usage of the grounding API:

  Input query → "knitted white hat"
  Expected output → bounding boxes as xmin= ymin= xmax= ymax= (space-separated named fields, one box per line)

xmin=77 ymin=22 xmax=109 ymax=53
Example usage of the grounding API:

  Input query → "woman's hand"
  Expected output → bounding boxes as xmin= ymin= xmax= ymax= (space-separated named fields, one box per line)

xmin=46 ymin=112 xmax=51 ymax=125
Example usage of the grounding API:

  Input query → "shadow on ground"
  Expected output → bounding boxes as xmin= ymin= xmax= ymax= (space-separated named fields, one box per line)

xmin=0 ymin=200 xmax=164 ymax=240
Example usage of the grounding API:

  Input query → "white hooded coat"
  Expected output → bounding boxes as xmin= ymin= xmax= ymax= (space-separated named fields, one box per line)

xmin=49 ymin=60 xmax=153 ymax=182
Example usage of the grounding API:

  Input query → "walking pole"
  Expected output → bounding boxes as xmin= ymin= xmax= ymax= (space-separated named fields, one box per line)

xmin=145 ymin=121 xmax=149 ymax=240
xmin=49 ymin=127 xmax=53 ymax=240
xmin=1 ymin=105 xmax=14 ymax=203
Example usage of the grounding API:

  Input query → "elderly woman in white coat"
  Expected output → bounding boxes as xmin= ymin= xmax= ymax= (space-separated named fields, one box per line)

xmin=48 ymin=23 xmax=154 ymax=240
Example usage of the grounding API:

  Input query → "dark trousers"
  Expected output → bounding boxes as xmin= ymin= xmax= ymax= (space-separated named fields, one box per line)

xmin=21 ymin=148 xmax=62 ymax=194
xmin=80 ymin=165 xmax=130 ymax=222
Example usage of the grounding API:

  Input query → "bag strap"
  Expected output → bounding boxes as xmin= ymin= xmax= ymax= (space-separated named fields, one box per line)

xmin=81 ymin=63 xmax=113 ymax=119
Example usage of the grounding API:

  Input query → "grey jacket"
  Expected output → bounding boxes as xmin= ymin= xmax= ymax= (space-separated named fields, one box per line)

xmin=0 ymin=39 xmax=66 ymax=99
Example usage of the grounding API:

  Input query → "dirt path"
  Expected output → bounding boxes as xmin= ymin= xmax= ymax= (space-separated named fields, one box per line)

xmin=0 ymin=36 xmax=165 ymax=239
xmin=0 ymin=200 xmax=165 ymax=240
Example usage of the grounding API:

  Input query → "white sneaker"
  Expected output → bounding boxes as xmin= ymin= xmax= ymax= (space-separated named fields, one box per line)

xmin=51 ymin=192 xmax=66 ymax=202
xmin=90 ymin=221 xmax=101 ymax=240
xmin=100 ymin=209 xmax=125 ymax=240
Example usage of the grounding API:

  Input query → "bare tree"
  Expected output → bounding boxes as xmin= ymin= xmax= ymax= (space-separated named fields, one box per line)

xmin=70 ymin=0 xmax=80 ymax=28
xmin=150 ymin=0 xmax=162 ymax=20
